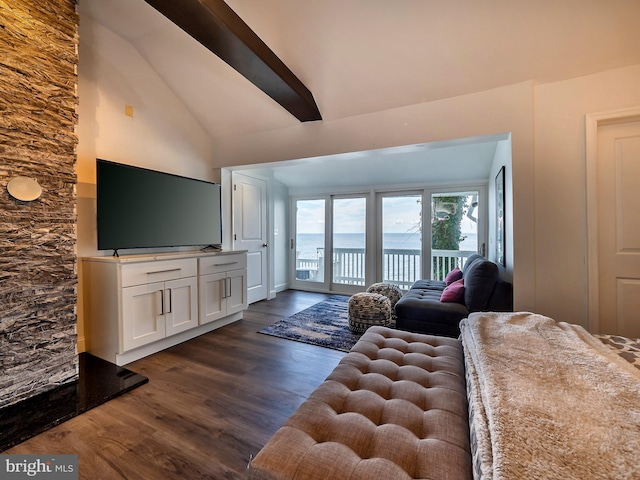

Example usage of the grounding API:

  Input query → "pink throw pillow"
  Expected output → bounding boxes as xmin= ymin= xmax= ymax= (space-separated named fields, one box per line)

xmin=440 ymin=278 xmax=465 ymax=303
xmin=445 ymin=267 xmax=462 ymax=286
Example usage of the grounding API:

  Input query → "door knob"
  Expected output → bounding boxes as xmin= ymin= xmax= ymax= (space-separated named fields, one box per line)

xmin=263 ymin=243 xmax=269 ymax=248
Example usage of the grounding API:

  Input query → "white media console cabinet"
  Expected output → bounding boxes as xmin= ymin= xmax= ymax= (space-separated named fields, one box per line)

xmin=82 ymin=250 xmax=248 ymax=366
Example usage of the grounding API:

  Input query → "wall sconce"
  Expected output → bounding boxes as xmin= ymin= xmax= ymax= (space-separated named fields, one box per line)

xmin=7 ymin=176 xmax=42 ymax=201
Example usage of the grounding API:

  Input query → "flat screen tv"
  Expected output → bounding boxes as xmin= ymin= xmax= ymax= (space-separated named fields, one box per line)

xmin=96 ymin=159 xmax=222 ymax=252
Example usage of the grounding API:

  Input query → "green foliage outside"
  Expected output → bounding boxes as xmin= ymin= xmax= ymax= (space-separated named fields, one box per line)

xmin=432 ymin=195 xmax=467 ymax=279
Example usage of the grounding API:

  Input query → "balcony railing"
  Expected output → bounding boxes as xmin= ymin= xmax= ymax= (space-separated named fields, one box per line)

xmin=295 ymin=248 xmax=477 ymax=289
xmin=431 ymin=249 xmax=477 ymax=281
xmin=381 ymin=248 xmax=421 ymax=290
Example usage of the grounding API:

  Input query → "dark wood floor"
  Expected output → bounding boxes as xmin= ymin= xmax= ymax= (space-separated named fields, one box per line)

xmin=7 ymin=290 xmax=346 ymax=479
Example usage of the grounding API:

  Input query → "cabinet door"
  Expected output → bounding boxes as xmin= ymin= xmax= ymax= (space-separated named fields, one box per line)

xmin=165 ymin=276 xmax=198 ymax=336
xmin=199 ymin=272 xmax=226 ymax=324
xmin=226 ymin=269 xmax=247 ymax=315
xmin=122 ymin=282 xmax=166 ymax=351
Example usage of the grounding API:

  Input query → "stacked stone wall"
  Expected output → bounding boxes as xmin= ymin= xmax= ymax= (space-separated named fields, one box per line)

xmin=0 ymin=0 xmax=79 ymax=408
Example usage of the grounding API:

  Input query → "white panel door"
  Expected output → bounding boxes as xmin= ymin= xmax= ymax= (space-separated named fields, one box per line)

xmin=232 ymin=173 xmax=268 ymax=304
xmin=597 ymin=120 xmax=640 ymax=337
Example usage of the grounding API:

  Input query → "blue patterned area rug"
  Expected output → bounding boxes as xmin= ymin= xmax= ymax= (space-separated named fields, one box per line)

xmin=259 ymin=295 xmax=360 ymax=352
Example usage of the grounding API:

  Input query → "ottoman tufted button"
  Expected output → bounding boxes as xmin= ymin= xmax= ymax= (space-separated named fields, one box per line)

xmin=348 ymin=292 xmax=392 ymax=333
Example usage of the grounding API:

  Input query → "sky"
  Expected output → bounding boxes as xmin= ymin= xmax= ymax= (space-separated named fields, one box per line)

xmin=295 ymin=194 xmax=479 ymax=235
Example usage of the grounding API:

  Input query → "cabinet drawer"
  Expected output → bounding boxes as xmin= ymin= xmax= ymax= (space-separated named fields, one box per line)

xmin=121 ymin=258 xmax=197 ymax=287
xmin=199 ymin=253 xmax=246 ymax=275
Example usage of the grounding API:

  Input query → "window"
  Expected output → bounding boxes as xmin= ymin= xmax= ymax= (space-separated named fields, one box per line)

xmin=292 ymin=186 xmax=486 ymax=291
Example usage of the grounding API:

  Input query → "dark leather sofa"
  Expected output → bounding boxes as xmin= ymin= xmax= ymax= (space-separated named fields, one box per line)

xmin=395 ymin=254 xmax=513 ymax=337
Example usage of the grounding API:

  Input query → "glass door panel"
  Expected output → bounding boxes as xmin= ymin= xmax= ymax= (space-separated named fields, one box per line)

xmin=381 ymin=195 xmax=422 ymax=290
xmin=332 ymin=197 xmax=366 ymax=286
xmin=294 ymin=199 xmax=325 ymax=284
xmin=431 ymin=191 xmax=480 ymax=280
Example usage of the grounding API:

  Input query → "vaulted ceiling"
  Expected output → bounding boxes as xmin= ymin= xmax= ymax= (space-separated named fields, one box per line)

xmin=80 ymin=0 xmax=640 ymax=187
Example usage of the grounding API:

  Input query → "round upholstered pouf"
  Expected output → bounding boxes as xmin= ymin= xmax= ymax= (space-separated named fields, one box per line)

xmin=348 ymin=292 xmax=392 ymax=333
xmin=366 ymin=283 xmax=403 ymax=321
xmin=366 ymin=283 xmax=403 ymax=308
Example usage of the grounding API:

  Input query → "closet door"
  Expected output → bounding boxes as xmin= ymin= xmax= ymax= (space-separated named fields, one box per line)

xmin=232 ymin=172 xmax=268 ymax=304
xmin=595 ymin=120 xmax=640 ymax=337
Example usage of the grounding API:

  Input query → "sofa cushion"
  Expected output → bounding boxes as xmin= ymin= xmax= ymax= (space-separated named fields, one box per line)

xmin=462 ymin=254 xmax=485 ymax=273
xmin=487 ymin=279 xmax=514 ymax=312
xmin=395 ymin=287 xmax=469 ymax=337
xmin=441 ymin=278 xmax=465 ymax=303
xmin=463 ymin=258 xmax=498 ymax=312
xmin=410 ymin=278 xmax=446 ymax=291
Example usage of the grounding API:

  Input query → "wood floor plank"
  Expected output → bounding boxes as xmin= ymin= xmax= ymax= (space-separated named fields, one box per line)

xmin=5 ymin=290 xmax=345 ymax=479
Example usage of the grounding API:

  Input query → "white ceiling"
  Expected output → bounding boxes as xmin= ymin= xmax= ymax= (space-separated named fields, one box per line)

xmin=232 ymin=134 xmax=508 ymax=191
xmin=80 ymin=0 xmax=640 ymax=188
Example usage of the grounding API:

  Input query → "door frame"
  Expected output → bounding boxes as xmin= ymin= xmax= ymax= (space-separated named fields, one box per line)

xmin=585 ymin=106 xmax=640 ymax=333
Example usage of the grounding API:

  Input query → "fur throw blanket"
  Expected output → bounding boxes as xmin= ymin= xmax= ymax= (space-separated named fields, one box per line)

xmin=460 ymin=312 xmax=640 ymax=480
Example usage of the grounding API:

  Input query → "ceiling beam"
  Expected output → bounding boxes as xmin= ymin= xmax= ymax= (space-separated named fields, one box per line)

xmin=144 ymin=0 xmax=322 ymax=122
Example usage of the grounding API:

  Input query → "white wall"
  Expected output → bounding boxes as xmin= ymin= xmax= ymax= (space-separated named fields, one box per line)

xmin=76 ymin=13 xmax=215 ymax=349
xmin=76 ymin=18 xmax=214 ymax=187
xmin=533 ymin=64 xmax=640 ymax=327
xmin=212 ymin=65 xmax=640 ymax=329
xmin=77 ymin=15 xmax=215 ymax=258
xmin=213 ymin=82 xmax=534 ymax=312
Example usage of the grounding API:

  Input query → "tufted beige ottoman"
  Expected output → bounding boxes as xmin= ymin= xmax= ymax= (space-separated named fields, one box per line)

xmin=248 ymin=326 xmax=472 ymax=479
xmin=347 ymin=292 xmax=392 ymax=333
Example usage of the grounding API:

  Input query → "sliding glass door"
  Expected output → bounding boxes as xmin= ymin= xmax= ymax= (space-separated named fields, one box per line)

xmin=430 ymin=190 xmax=483 ymax=280
xmin=292 ymin=198 xmax=326 ymax=287
xmin=291 ymin=186 xmax=486 ymax=291
xmin=291 ymin=195 xmax=368 ymax=293
xmin=332 ymin=196 xmax=367 ymax=289
xmin=379 ymin=193 xmax=423 ymax=290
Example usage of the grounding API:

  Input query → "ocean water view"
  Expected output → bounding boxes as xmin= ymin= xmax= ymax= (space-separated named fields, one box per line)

xmin=296 ymin=232 xmax=478 ymax=259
